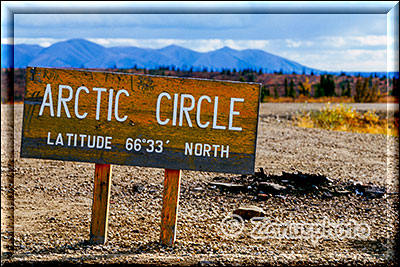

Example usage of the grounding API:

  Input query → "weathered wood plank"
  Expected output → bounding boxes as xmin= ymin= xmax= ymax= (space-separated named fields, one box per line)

xmin=90 ymin=163 xmax=112 ymax=244
xmin=21 ymin=67 xmax=260 ymax=174
xmin=160 ymin=169 xmax=181 ymax=245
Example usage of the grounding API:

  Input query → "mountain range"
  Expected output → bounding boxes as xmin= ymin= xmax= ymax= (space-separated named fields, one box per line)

xmin=2 ymin=38 xmax=320 ymax=74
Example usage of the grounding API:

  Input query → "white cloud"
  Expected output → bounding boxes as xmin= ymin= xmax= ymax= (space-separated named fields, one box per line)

xmin=323 ymin=36 xmax=346 ymax=48
xmin=1 ymin=37 xmax=13 ymax=44
xmin=85 ymin=38 xmax=271 ymax=52
xmin=286 ymin=35 xmax=388 ymax=49
xmin=279 ymin=49 xmax=387 ymax=72
xmin=285 ymin=39 xmax=314 ymax=48
xmin=84 ymin=36 xmax=388 ymax=52
xmin=14 ymin=38 xmax=66 ymax=47
xmin=352 ymin=35 xmax=387 ymax=46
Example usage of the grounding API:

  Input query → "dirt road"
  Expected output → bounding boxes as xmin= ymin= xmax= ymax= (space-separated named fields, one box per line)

xmin=1 ymin=103 xmax=399 ymax=265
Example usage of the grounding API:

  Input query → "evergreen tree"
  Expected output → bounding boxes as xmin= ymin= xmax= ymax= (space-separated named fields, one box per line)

xmin=314 ymin=84 xmax=324 ymax=97
xmin=340 ymin=80 xmax=351 ymax=97
xmin=284 ymin=78 xmax=288 ymax=97
xmin=340 ymin=82 xmax=345 ymax=97
xmin=314 ymin=75 xmax=325 ymax=97
xmin=316 ymin=74 xmax=336 ymax=97
xmin=274 ymin=86 xmax=279 ymax=99
xmin=323 ymin=74 xmax=336 ymax=96
xmin=260 ymin=85 xmax=270 ymax=102
xmin=390 ymin=77 xmax=399 ymax=97
xmin=247 ymin=74 xmax=256 ymax=82
xmin=289 ymin=79 xmax=296 ymax=98
xmin=346 ymin=81 xmax=352 ymax=97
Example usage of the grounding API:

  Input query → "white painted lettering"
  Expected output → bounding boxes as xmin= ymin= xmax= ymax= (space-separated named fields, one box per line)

xmin=55 ymin=133 xmax=64 ymax=146
xmin=221 ymin=145 xmax=229 ymax=158
xmin=229 ymin=98 xmax=244 ymax=131
xmin=179 ymin=94 xmax=195 ymax=127
xmin=74 ymin=86 xmax=89 ymax=119
xmin=212 ymin=144 xmax=220 ymax=157
xmin=194 ymin=143 xmax=203 ymax=156
xmin=105 ymin=136 xmax=112 ymax=150
xmin=96 ymin=136 xmax=104 ymax=149
xmin=212 ymin=96 xmax=226 ymax=130
xmin=172 ymin=93 xmax=179 ymax=126
xmin=39 ymin=84 xmax=54 ymax=117
xmin=185 ymin=142 xmax=193 ymax=155
xmin=196 ymin=95 xmax=211 ymax=128
xmin=87 ymin=135 xmax=96 ymax=148
xmin=115 ymin=89 xmax=129 ymax=122
xmin=93 ymin=87 xmax=107 ymax=121
xmin=57 ymin=85 xmax=73 ymax=118
xmin=107 ymin=88 xmax=114 ymax=121
xmin=66 ymin=133 xmax=73 ymax=146
xmin=203 ymin=143 xmax=211 ymax=157
xmin=184 ymin=142 xmax=229 ymax=158
xmin=47 ymin=132 xmax=54 ymax=145
xmin=79 ymin=134 xmax=87 ymax=147
xmin=156 ymin=92 xmax=171 ymax=125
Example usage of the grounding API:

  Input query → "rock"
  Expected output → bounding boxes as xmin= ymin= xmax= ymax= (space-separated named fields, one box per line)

xmin=254 ymin=168 xmax=267 ymax=179
xmin=362 ymin=185 xmax=386 ymax=199
xmin=208 ymin=182 xmax=246 ymax=192
xmin=132 ymin=184 xmax=144 ymax=193
xmin=259 ymin=182 xmax=286 ymax=194
xmin=321 ymin=191 xmax=333 ymax=199
xmin=334 ymin=190 xmax=352 ymax=196
xmin=353 ymin=183 xmax=386 ymax=198
xmin=257 ymin=193 xmax=269 ymax=200
xmin=233 ymin=206 xmax=266 ymax=220
xmin=352 ymin=180 xmax=364 ymax=187
xmin=281 ymin=171 xmax=333 ymax=186
xmin=193 ymin=187 xmax=203 ymax=191
xmin=199 ymin=260 xmax=216 ymax=266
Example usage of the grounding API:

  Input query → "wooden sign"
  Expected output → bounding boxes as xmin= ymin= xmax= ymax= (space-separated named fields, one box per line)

xmin=21 ymin=67 xmax=261 ymax=174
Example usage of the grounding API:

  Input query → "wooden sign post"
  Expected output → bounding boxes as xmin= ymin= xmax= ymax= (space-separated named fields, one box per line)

xmin=90 ymin=163 xmax=112 ymax=244
xmin=160 ymin=169 xmax=181 ymax=245
xmin=20 ymin=67 xmax=261 ymax=246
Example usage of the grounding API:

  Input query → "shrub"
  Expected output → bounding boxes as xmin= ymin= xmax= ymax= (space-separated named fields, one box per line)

xmin=294 ymin=103 xmax=398 ymax=137
xmin=354 ymin=77 xmax=380 ymax=102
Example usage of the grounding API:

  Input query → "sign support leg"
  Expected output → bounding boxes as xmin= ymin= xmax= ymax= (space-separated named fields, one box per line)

xmin=160 ymin=169 xmax=181 ymax=246
xmin=90 ymin=163 xmax=112 ymax=244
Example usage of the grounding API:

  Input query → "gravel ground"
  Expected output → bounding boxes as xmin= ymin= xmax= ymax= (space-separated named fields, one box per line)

xmin=1 ymin=103 xmax=399 ymax=266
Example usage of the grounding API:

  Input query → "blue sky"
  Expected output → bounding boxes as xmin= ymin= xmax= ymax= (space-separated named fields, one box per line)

xmin=1 ymin=1 xmax=398 ymax=72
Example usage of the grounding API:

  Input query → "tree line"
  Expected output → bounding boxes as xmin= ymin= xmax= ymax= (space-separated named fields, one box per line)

xmin=261 ymin=74 xmax=397 ymax=103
